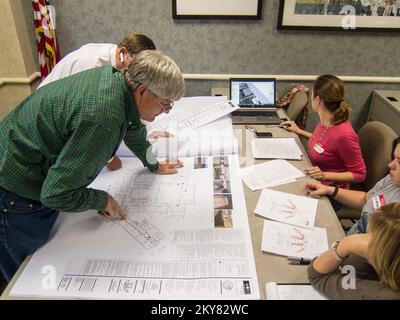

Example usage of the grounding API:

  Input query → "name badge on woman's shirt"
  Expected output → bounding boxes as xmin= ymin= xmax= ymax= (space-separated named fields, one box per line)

xmin=371 ymin=194 xmax=385 ymax=210
xmin=313 ymin=143 xmax=325 ymax=154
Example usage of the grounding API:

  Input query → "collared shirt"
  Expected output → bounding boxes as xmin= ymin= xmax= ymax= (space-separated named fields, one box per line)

xmin=0 ymin=66 xmax=158 ymax=212
xmin=38 ymin=43 xmax=117 ymax=89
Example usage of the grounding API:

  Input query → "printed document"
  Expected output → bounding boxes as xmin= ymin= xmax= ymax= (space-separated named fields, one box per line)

xmin=254 ymin=189 xmax=318 ymax=229
xmin=116 ymin=114 xmax=236 ymax=158
xmin=265 ymin=282 xmax=327 ymax=300
xmin=261 ymin=220 xmax=328 ymax=260
xmin=251 ymin=138 xmax=302 ymax=160
xmin=10 ymin=156 xmax=259 ymax=300
xmin=241 ymin=160 xmax=305 ymax=191
xmin=147 ymin=97 xmax=239 ymax=131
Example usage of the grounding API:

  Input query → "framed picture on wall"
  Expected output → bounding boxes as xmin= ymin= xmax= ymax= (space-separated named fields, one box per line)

xmin=172 ymin=0 xmax=262 ymax=20
xmin=278 ymin=0 xmax=400 ymax=31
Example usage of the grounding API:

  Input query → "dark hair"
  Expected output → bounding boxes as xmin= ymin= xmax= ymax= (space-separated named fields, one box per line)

xmin=118 ymin=32 xmax=156 ymax=55
xmin=313 ymin=74 xmax=351 ymax=125
xmin=393 ymin=137 xmax=400 ymax=158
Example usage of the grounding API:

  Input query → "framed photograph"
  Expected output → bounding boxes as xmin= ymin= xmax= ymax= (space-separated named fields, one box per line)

xmin=278 ymin=0 xmax=400 ymax=32
xmin=172 ymin=0 xmax=262 ymax=20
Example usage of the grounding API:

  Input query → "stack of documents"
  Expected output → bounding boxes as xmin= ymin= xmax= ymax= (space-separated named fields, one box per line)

xmin=251 ymin=138 xmax=303 ymax=160
xmin=241 ymin=160 xmax=305 ymax=191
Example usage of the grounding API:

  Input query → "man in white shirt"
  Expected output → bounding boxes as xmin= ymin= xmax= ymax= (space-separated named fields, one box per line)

xmin=38 ymin=33 xmax=158 ymax=171
xmin=38 ymin=33 xmax=156 ymax=89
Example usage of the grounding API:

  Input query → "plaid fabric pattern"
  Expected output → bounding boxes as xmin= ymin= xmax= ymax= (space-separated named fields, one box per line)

xmin=0 ymin=66 xmax=157 ymax=212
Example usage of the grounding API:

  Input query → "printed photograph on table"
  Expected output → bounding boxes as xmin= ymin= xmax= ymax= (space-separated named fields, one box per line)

xmin=214 ymin=194 xmax=233 ymax=210
xmin=214 ymin=166 xmax=230 ymax=180
xmin=278 ymin=0 xmax=400 ymax=31
xmin=213 ymin=156 xmax=229 ymax=167
xmin=214 ymin=179 xmax=232 ymax=194
xmin=193 ymin=156 xmax=208 ymax=169
xmin=214 ymin=209 xmax=233 ymax=229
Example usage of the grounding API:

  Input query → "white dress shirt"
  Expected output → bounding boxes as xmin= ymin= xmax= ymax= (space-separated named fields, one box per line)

xmin=38 ymin=43 xmax=117 ymax=89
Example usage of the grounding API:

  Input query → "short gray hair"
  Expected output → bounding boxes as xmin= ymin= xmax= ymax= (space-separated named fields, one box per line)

xmin=123 ymin=50 xmax=185 ymax=101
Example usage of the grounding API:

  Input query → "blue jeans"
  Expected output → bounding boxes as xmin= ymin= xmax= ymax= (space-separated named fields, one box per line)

xmin=0 ymin=187 xmax=59 ymax=282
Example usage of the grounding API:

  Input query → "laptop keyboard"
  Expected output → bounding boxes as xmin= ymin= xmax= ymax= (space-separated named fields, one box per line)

xmin=237 ymin=111 xmax=279 ymax=117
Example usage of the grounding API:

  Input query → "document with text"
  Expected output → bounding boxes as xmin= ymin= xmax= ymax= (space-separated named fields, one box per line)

xmin=265 ymin=282 xmax=327 ymax=300
xmin=241 ymin=160 xmax=305 ymax=191
xmin=148 ymin=96 xmax=239 ymax=132
xmin=10 ymin=156 xmax=259 ymax=300
xmin=251 ymin=138 xmax=303 ymax=160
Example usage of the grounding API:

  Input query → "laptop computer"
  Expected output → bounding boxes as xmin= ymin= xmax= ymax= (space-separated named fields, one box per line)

xmin=230 ymin=78 xmax=282 ymax=125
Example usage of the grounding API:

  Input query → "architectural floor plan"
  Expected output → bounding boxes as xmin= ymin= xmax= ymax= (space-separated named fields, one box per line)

xmin=10 ymin=156 xmax=259 ymax=299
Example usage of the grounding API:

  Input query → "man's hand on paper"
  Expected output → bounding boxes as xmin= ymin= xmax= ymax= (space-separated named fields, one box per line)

xmin=148 ymin=130 xmax=173 ymax=140
xmin=98 ymin=194 xmax=127 ymax=220
xmin=106 ymin=156 xmax=123 ymax=171
xmin=305 ymin=166 xmax=326 ymax=180
xmin=304 ymin=181 xmax=335 ymax=198
xmin=155 ymin=158 xmax=184 ymax=175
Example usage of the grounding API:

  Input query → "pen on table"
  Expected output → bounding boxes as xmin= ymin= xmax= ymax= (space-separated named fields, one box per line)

xmin=287 ymin=256 xmax=312 ymax=265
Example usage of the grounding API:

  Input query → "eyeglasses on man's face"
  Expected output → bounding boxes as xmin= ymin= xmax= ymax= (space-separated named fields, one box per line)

xmin=153 ymin=94 xmax=174 ymax=114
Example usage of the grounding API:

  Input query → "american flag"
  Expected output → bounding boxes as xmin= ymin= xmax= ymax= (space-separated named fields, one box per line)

xmin=32 ymin=0 xmax=60 ymax=79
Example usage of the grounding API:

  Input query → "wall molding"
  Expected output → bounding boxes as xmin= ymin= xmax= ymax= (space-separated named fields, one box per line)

xmin=183 ymin=74 xmax=400 ymax=83
xmin=1 ymin=72 xmax=400 ymax=87
xmin=0 ymin=72 xmax=41 ymax=87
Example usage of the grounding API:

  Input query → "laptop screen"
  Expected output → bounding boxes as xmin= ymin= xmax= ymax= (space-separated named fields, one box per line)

xmin=230 ymin=78 xmax=276 ymax=108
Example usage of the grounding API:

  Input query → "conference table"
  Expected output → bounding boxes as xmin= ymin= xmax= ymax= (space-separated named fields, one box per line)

xmin=234 ymin=122 xmax=345 ymax=299
xmin=1 ymin=115 xmax=345 ymax=300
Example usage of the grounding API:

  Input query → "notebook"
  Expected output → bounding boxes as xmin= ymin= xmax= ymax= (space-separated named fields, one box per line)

xmin=230 ymin=78 xmax=282 ymax=125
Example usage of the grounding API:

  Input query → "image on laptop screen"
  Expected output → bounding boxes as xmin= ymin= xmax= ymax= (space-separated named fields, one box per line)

xmin=230 ymin=79 xmax=276 ymax=108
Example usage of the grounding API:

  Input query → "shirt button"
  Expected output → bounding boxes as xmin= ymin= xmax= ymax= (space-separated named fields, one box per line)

xmin=29 ymin=204 xmax=33 ymax=208
xmin=10 ymin=202 xmax=14 ymax=205
xmin=3 ymin=209 xmax=7 ymax=213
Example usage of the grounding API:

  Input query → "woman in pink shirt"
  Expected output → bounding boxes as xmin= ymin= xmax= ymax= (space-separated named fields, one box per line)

xmin=281 ymin=75 xmax=366 ymax=208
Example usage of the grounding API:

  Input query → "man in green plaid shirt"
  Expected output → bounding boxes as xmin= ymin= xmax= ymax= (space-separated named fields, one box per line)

xmin=0 ymin=50 xmax=185 ymax=281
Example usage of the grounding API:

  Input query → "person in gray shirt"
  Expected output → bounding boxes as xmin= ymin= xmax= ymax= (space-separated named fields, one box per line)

xmin=305 ymin=136 xmax=400 ymax=234
xmin=308 ymin=202 xmax=400 ymax=300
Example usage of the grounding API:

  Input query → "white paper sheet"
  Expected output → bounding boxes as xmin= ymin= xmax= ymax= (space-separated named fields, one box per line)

xmin=265 ymin=282 xmax=327 ymax=300
xmin=151 ymin=133 xmax=238 ymax=158
xmin=261 ymin=220 xmax=328 ymax=260
xmin=254 ymin=189 xmax=318 ymax=229
xmin=10 ymin=156 xmax=259 ymax=300
xmin=240 ymin=160 xmax=305 ymax=191
xmin=252 ymin=138 xmax=303 ymax=160
xmin=116 ymin=115 xmax=236 ymax=158
xmin=147 ymin=97 xmax=239 ymax=131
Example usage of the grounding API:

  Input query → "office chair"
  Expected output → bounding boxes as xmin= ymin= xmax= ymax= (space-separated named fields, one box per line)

xmin=286 ymin=91 xmax=308 ymax=122
xmin=337 ymin=121 xmax=398 ymax=220
xmin=277 ymin=84 xmax=309 ymax=125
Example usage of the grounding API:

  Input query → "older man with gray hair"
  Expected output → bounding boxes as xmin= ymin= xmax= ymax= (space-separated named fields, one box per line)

xmin=0 ymin=50 xmax=185 ymax=282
